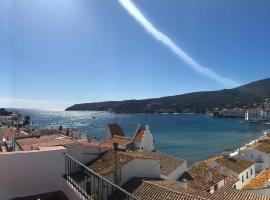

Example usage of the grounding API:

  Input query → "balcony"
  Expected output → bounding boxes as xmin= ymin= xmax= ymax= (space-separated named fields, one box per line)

xmin=63 ymin=153 xmax=140 ymax=200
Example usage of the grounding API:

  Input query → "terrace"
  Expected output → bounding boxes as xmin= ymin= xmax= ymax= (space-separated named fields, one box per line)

xmin=0 ymin=146 xmax=139 ymax=200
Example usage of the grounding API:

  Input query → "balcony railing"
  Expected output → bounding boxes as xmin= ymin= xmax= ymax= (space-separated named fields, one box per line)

xmin=63 ymin=153 xmax=140 ymax=200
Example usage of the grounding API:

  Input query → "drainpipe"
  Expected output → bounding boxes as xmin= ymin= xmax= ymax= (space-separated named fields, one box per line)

xmin=113 ymin=142 xmax=119 ymax=185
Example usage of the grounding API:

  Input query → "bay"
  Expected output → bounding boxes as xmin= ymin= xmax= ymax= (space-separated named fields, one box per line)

xmin=11 ymin=109 xmax=270 ymax=164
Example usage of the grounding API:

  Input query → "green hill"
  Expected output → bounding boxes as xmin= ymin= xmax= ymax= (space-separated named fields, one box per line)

xmin=66 ymin=78 xmax=270 ymax=113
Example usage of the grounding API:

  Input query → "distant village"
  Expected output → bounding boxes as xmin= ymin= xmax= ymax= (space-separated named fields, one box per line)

xmin=1 ymin=107 xmax=270 ymax=200
xmin=209 ymin=98 xmax=270 ymax=123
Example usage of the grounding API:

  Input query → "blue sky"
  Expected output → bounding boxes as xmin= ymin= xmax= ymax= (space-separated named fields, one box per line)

xmin=1 ymin=0 xmax=270 ymax=110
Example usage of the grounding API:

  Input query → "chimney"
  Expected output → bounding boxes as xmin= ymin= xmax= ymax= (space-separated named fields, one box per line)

xmin=113 ymin=142 xmax=119 ymax=185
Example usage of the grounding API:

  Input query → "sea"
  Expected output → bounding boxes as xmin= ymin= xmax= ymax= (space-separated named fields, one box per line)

xmin=10 ymin=109 xmax=270 ymax=164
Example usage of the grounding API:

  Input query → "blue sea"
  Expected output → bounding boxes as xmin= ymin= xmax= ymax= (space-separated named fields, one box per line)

xmin=11 ymin=109 xmax=270 ymax=164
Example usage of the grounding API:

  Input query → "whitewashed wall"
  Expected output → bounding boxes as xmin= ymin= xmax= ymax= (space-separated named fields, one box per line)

xmin=67 ymin=145 xmax=102 ymax=164
xmin=238 ymin=149 xmax=270 ymax=173
xmin=234 ymin=165 xmax=256 ymax=189
xmin=0 ymin=147 xmax=66 ymax=200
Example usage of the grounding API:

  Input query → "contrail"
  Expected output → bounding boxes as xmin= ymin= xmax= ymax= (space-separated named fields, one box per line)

xmin=118 ymin=0 xmax=239 ymax=87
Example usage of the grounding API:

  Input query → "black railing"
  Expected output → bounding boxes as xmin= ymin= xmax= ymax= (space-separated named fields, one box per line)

xmin=63 ymin=153 xmax=140 ymax=200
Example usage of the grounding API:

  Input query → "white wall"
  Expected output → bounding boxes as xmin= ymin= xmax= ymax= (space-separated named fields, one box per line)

xmin=161 ymin=160 xmax=187 ymax=181
xmin=234 ymin=165 xmax=256 ymax=189
xmin=105 ymin=158 xmax=160 ymax=186
xmin=238 ymin=149 xmax=270 ymax=173
xmin=67 ymin=145 xmax=102 ymax=164
xmin=0 ymin=147 xmax=66 ymax=200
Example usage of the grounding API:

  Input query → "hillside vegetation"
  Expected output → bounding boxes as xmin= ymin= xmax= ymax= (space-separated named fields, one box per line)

xmin=66 ymin=78 xmax=270 ymax=113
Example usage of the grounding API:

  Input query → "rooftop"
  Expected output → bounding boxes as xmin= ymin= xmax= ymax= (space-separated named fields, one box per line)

xmin=179 ymin=161 xmax=226 ymax=191
xmin=121 ymin=177 xmax=208 ymax=200
xmin=246 ymin=142 xmax=270 ymax=154
xmin=15 ymin=134 xmax=112 ymax=151
xmin=107 ymin=123 xmax=125 ymax=137
xmin=86 ymin=150 xmax=156 ymax=176
xmin=146 ymin=151 xmax=186 ymax=176
xmin=15 ymin=134 xmax=79 ymax=151
xmin=214 ymin=156 xmax=254 ymax=174
xmin=243 ymin=169 xmax=270 ymax=190
xmin=211 ymin=186 xmax=270 ymax=200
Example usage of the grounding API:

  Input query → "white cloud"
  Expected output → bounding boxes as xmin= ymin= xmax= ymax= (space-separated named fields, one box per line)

xmin=0 ymin=98 xmax=74 ymax=111
xmin=118 ymin=0 xmax=239 ymax=87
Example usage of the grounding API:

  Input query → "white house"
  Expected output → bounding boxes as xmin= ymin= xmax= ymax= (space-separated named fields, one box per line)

xmin=86 ymin=150 xmax=161 ymax=186
xmin=238 ymin=141 xmax=270 ymax=173
xmin=132 ymin=124 xmax=155 ymax=153
xmin=207 ymin=155 xmax=255 ymax=189
xmin=178 ymin=161 xmax=226 ymax=193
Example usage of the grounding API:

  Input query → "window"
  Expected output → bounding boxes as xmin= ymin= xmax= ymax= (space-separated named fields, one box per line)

xmin=242 ymin=175 xmax=244 ymax=183
xmin=233 ymin=185 xmax=236 ymax=189
xmin=206 ymin=189 xmax=210 ymax=193
xmin=251 ymin=168 xmax=253 ymax=175
xmin=246 ymin=171 xmax=249 ymax=179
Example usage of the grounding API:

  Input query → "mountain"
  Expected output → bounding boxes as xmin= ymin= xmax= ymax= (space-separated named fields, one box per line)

xmin=66 ymin=78 xmax=270 ymax=114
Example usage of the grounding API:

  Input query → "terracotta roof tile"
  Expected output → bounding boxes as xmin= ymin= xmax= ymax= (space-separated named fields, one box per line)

xmin=108 ymin=124 xmax=125 ymax=137
xmin=179 ymin=162 xmax=226 ymax=191
xmin=146 ymin=151 xmax=185 ymax=176
xmin=15 ymin=134 xmax=79 ymax=151
xmin=211 ymin=186 xmax=270 ymax=200
xmin=247 ymin=142 xmax=270 ymax=154
xmin=214 ymin=156 xmax=254 ymax=174
xmin=120 ymin=178 xmax=209 ymax=200
xmin=86 ymin=151 xmax=134 ymax=176
xmin=243 ymin=169 xmax=270 ymax=190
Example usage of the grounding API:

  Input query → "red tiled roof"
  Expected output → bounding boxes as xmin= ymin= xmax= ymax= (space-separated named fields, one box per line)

xmin=179 ymin=162 xmax=226 ymax=192
xmin=107 ymin=124 xmax=125 ymax=137
xmin=120 ymin=178 xmax=209 ymax=200
xmin=211 ymin=186 xmax=270 ymax=200
xmin=15 ymin=134 xmax=79 ymax=151
xmin=133 ymin=129 xmax=144 ymax=142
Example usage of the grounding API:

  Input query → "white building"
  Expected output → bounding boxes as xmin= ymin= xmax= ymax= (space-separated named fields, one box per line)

xmin=207 ymin=155 xmax=255 ymax=189
xmin=132 ymin=124 xmax=155 ymax=153
xmin=238 ymin=141 xmax=270 ymax=173
xmin=178 ymin=161 xmax=226 ymax=193
xmin=87 ymin=150 xmax=161 ymax=186
xmin=245 ymin=99 xmax=270 ymax=122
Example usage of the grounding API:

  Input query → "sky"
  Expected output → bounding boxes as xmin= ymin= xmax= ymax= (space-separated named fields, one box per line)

xmin=1 ymin=0 xmax=270 ymax=110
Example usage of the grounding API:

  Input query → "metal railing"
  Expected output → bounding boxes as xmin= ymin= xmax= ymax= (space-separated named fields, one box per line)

xmin=63 ymin=153 xmax=140 ymax=200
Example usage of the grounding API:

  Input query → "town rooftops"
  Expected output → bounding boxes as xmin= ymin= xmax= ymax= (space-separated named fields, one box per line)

xmin=107 ymin=123 xmax=125 ymax=137
xmin=214 ymin=155 xmax=254 ymax=174
xmin=120 ymin=177 xmax=209 ymax=200
xmin=179 ymin=162 xmax=226 ymax=191
xmin=16 ymin=134 xmax=79 ymax=151
xmin=15 ymin=134 xmax=112 ymax=151
xmin=120 ymin=178 xmax=270 ymax=200
xmin=86 ymin=150 xmax=157 ymax=176
xmin=243 ymin=169 xmax=270 ymax=190
xmin=146 ymin=151 xmax=186 ymax=176
xmin=210 ymin=186 xmax=270 ymax=200
xmin=246 ymin=142 xmax=270 ymax=154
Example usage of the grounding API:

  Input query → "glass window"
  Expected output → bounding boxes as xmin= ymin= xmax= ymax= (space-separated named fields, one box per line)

xmin=246 ymin=171 xmax=249 ymax=179
xmin=242 ymin=175 xmax=244 ymax=183
xmin=251 ymin=168 xmax=253 ymax=175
